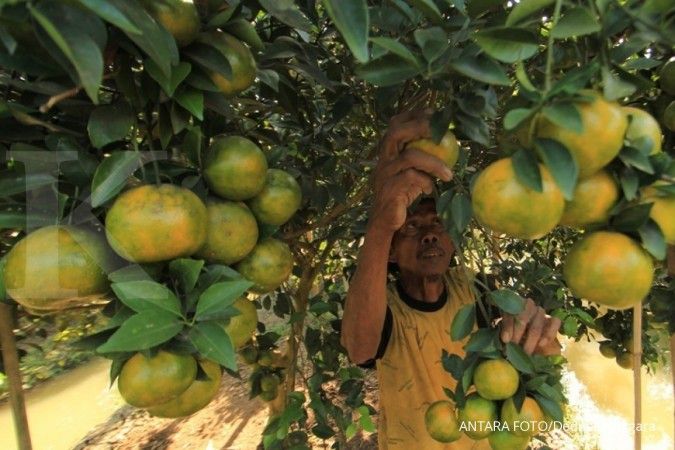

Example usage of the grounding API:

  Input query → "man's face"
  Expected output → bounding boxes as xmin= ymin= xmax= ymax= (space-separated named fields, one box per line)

xmin=389 ymin=199 xmax=455 ymax=277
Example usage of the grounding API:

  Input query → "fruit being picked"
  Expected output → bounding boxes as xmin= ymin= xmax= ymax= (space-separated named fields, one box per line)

xmin=424 ymin=400 xmax=462 ymax=443
xmin=472 ymin=358 xmax=519 ymax=401
xmin=197 ymin=200 xmax=259 ymax=264
xmin=500 ymin=396 xmax=545 ymax=437
xmin=457 ymin=393 xmax=497 ymax=439
xmin=4 ymin=225 xmax=115 ymax=312
xmin=248 ymin=169 xmax=302 ymax=226
xmin=203 ymin=135 xmax=268 ymax=201
xmin=235 ymin=238 xmax=293 ymax=293
xmin=141 ymin=0 xmax=200 ymax=47
xmin=105 ymin=184 xmax=207 ymax=263
xmin=471 ymin=157 xmax=564 ymax=239
xmin=563 ymin=231 xmax=654 ymax=309
xmin=197 ymin=31 xmax=256 ymax=96
xmin=536 ymin=91 xmax=627 ymax=178
xmin=559 ymin=170 xmax=619 ymax=227
xmin=406 ymin=130 xmax=460 ymax=168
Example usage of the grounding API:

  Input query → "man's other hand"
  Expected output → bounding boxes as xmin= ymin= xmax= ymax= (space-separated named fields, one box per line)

xmin=500 ymin=298 xmax=562 ymax=356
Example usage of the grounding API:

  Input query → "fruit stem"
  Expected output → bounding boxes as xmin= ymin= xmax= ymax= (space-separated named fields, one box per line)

xmin=544 ymin=0 xmax=564 ymax=93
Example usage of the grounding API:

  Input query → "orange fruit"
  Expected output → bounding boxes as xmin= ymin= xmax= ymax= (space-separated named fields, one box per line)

xmin=235 ymin=238 xmax=293 ymax=293
xmin=563 ymin=231 xmax=654 ymax=309
xmin=623 ymin=107 xmax=662 ymax=154
xmin=4 ymin=226 xmax=115 ymax=312
xmin=599 ymin=341 xmax=617 ymax=358
xmin=105 ymin=184 xmax=207 ymax=263
xmin=536 ymin=91 xmax=627 ymax=178
xmin=471 ymin=157 xmax=565 ymax=239
xmin=203 ymin=135 xmax=268 ymax=201
xmin=501 ymin=396 xmax=545 ymax=437
xmin=457 ymin=393 xmax=497 ymax=439
xmin=222 ymin=297 xmax=258 ymax=350
xmin=197 ymin=31 xmax=256 ymax=96
xmin=487 ymin=429 xmax=530 ymax=450
xmin=197 ymin=200 xmax=259 ymax=264
xmin=616 ymin=352 xmax=634 ymax=369
xmin=559 ymin=170 xmax=619 ymax=227
xmin=146 ymin=359 xmax=222 ymax=418
xmin=260 ymin=373 xmax=281 ymax=393
xmin=118 ymin=351 xmax=197 ymax=408
xmin=406 ymin=130 xmax=461 ymax=167
xmin=472 ymin=358 xmax=519 ymax=401
xmin=424 ymin=400 xmax=462 ymax=443
xmin=248 ymin=169 xmax=302 ymax=226
xmin=660 ymin=59 xmax=675 ymax=95
xmin=141 ymin=0 xmax=200 ymax=47
xmin=642 ymin=183 xmax=675 ymax=244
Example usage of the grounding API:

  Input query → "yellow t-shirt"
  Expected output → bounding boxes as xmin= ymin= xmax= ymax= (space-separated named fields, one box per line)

xmin=375 ymin=267 xmax=491 ymax=450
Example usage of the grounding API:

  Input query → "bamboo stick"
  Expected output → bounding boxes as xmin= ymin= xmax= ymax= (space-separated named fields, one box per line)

xmin=667 ymin=245 xmax=675 ymax=450
xmin=633 ymin=306 xmax=642 ymax=450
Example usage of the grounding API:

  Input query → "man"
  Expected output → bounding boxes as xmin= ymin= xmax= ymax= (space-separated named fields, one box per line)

xmin=341 ymin=111 xmax=561 ymax=449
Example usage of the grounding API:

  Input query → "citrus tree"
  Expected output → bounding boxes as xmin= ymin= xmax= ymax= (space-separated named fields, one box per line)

xmin=0 ymin=0 xmax=673 ymax=449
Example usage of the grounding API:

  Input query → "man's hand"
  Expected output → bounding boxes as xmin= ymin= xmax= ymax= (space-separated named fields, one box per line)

xmin=369 ymin=110 xmax=453 ymax=233
xmin=500 ymin=298 xmax=562 ymax=356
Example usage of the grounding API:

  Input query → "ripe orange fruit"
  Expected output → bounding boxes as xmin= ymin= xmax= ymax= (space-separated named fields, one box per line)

xmin=235 ymin=238 xmax=293 ymax=293
xmin=203 ymin=136 xmax=268 ymax=201
xmin=559 ymin=170 xmax=619 ymax=227
xmin=248 ymin=169 xmax=302 ymax=226
xmin=141 ymin=0 xmax=200 ymax=47
xmin=4 ymin=226 xmax=115 ymax=312
xmin=105 ymin=184 xmax=207 ymax=263
xmin=198 ymin=31 xmax=256 ymax=96
xmin=197 ymin=200 xmax=259 ymax=264
xmin=406 ymin=130 xmax=460 ymax=167
xmin=563 ymin=231 xmax=654 ymax=309
xmin=487 ymin=429 xmax=530 ymax=450
xmin=599 ymin=341 xmax=617 ymax=358
xmin=623 ymin=107 xmax=662 ymax=154
xmin=536 ymin=91 xmax=627 ymax=178
xmin=642 ymin=184 xmax=675 ymax=244
xmin=472 ymin=358 xmax=519 ymax=401
xmin=146 ymin=359 xmax=222 ymax=418
xmin=457 ymin=393 xmax=497 ymax=439
xmin=118 ymin=351 xmax=197 ymax=408
xmin=660 ymin=59 xmax=675 ymax=95
xmin=616 ymin=352 xmax=634 ymax=370
xmin=222 ymin=297 xmax=258 ymax=350
xmin=424 ymin=400 xmax=462 ymax=443
xmin=471 ymin=158 xmax=564 ymax=239
xmin=501 ymin=396 xmax=545 ymax=437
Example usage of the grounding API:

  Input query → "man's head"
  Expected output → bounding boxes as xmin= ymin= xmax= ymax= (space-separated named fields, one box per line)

xmin=389 ymin=198 xmax=455 ymax=278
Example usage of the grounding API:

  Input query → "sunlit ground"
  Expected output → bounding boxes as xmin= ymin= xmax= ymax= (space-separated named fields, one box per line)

xmin=563 ymin=338 xmax=673 ymax=450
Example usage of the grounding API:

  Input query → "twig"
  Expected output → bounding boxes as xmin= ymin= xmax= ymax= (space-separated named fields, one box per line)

xmin=545 ymin=0 xmax=564 ymax=93
xmin=39 ymin=73 xmax=116 ymax=113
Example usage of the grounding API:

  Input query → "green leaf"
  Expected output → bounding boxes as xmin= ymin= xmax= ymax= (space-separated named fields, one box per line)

xmin=512 ymin=149 xmax=543 ymax=192
xmin=562 ymin=316 xmax=579 ymax=336
xmin=0 ymin=172 xmax=56 ymax=197
xmin=111 ymin=280 xmax=182 ymax=317
xmin=323 ymin=0 xmax=369 ymax=63
xmin=145 ymin=60 xmax=191 ymax=97
xmin=505 ymin=342 xmax=535 ymax=374
xmin=450 ymin=193 xmax=472 ymax=233
xmin=188 ymin=322 xmax=237 ymax=370
xmin=97 ymin=311 xmax=183 ymax=353
xmin=506 ymin=0 xmax=555 ymax=26
xmin=222 ymin=18 xmax=264 ymax=52
xmin=90 ymin=152 xmax=141 ymax=207
xmin=442 ymin=351 xmax=464 ymax=380
xmin=534 ymin=394 xmax=563 ymax=422
xmin=489 ymin=289 xmax=526 ymax=315
xmin=370 ymin=37 xmax=421 ymax=67
xmin=619 ymin=147 xmax=654 ymax=174
xmin=77 ymin=0 xmax=141 ymax=34
xmin=0 ymin=210 xmax=54 ymax=229
xmin=620 ymin=168 xmax=639 ymax=201
xmin=108 ymin=265 xmax=157 ymax=283
xmin=408 ymin=0 xmax=443 ymax=24
xmin=88 ymin=102 xmax=134 ymax=148
xmin=535 ymin=138 xmax=578 ymax=200
xmin=195 ymin=280 xmax=253 ymax=321
xmin=30 ymin=2 xmax=105 ymax=103
xmin=542 ymin=103 xmax=582 ymax=133
xmin=551 ymin=7 xmax=601 ymax=39
xmin=638 ymin=220 xmax=667 ymax=260
xmin=465 ymin=328 xmax=498 ymax=352
xmin=414 ymin=27 xmax=447 ymax=64
xmin=169 ymin=259 xmax=204 ymax=294
xmin=515 ymin=61 xmax=537 ymax=92
xmin=504 ymin=108 xmax=531 ymax=131
xmin=602 ymin=66 xmax=636 ymax=101
xmin=474 ymin=27 xmax=538 ymax=63
xmin=258 ymin=0 xmax=314 ymax=32
xmin=355 ymin=54 xmax=420 ymax=86
xmin=449 ymin=55 xmax=510 ymax=86
xmin=450 ymin=303 xmax=476 ymax=341
xmin=611 ymin=203 xmax=653 ymax=232
xmin=174 ymin=88 xmax=204 ymax=120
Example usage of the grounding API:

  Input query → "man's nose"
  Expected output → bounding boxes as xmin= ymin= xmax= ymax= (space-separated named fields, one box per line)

xmin=421 ymin=231 xmax=439 ymax=244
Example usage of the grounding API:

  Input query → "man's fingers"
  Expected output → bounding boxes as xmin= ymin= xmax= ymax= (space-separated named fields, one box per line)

xmin=380 ymin=148 xmax=452 ymax=182
xmin=538 ymin=316 xmax=562 ymax=347
xmin=511 ymin=298 xmax=537 ymax=343
xmin=523 ymin=309 xmax=546 ymax=354
xmin=389 ymin=108 xmax=433 ymax=126
xmin=500 ymin=315 xmax=514 ymax=342
xmin=379 ymin=118 xmax=432 ymax=161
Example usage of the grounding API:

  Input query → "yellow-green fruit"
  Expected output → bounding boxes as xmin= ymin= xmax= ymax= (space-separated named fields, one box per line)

xmin=4 ymin=226 xmax=114 ymax=312
xmin=663 ymin=100 xmax=675 ymax=131
xmin=599 ymin=341 xmax=617 ymax=358
xmin=260 ymin=373 xmax=281 ymax=392
xmin=203 ymin=135 xmax=268 ymax=201
xmin=563 ymin=231 xmax=654 ymax=309
xmin=472 ymin=358 xmax=519 ymax=401
xmin=623 ymin=107 xmax=662 ymax=154
xmin=198 ymin=31 xmax=256 ymax=96
xmin=559 ymin=170 xmax=619 ymax=227
xmin=146 ymin=359 xmax=222 ymax=418
xmin=616 ymin=352 xmax=634 ymax=369
xmin=141 ymin=0 xmax=200 ymax=47
xmin=501 ymin=397 xmax=545 ymax=437
xmin=407 ymin=131 xmax=461 ymax=167
xmin=105 ymin=184 xmax=207 ymax=263
xmin=223 ymin=297 xmax=258 ymax=350
xmin=235 ymin=238 xmax=293 ymax=293
xmin=472 ymin=158 xmax=565 ymax=239
xmin=424 ymin=400 xmax=462 ymax=443
xmin=457 ymin=393 xmax=497 ymax=439
xmin=536 ymin=91 xmax=627 ymax=178
xmin=642 ymin=184 xmax=675 ymax=244
xmin=118 ymin=351 xmax=197 ymax=408
xmin=197 ymin=200 xmax=259 ymax=264
xmin=259 ymin=387 xmax=278 ymax=401
xmin=238 ymin=345 xmax=258 ymax=365
xmin=660 ymin=59 xmax=675 ymax=95
xmin=487 ymin=430 xmax=530 ymax=450
xmin=248 ymin=169 xmax=302 ymax=226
